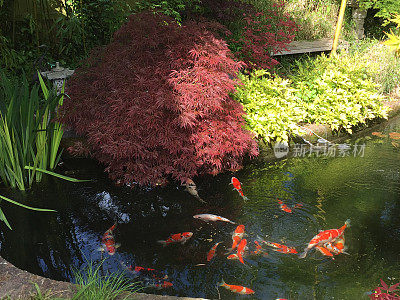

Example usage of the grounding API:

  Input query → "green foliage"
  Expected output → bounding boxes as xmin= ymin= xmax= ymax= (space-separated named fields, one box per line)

xmin=0 ymin=194 xmax=55 ymax=230
xmin=73 ymin=260 xmax=141 ymax=300
xmin=69 ymin=0 xmax=131 ymax=49
xmin=383 ymin=15 xmax=400 ymax=56
xmin=0 ymin=71 xmax=64 ymax=190
xmin=130 ymin=0 xmax=202 ymax=22
xmin=235 ymin=53 xmax=390 ymax=143
xmin=27 ymin=260 xmax=141 ymax=299
xmin=359 ymin=0 xmax=400 ymax=22
xmin=281 ymin=0 xmax=340 ymax=40
xmin=347 ymin=38 xmax=400 ymax=94
xmin=235 ymin=70 xmax=305 ymax=143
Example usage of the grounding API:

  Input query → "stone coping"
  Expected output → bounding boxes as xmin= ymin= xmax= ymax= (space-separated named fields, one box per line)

xmin=0 ymin=257 xmax=208 ymax=300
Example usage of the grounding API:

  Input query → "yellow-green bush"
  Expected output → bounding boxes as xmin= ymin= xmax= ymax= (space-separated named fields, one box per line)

xmin=234 ymin=54 xmax=390 ymax=143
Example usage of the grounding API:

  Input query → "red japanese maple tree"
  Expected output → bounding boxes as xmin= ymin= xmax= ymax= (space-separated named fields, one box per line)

xmin=61 ymin=11 xmax=258 ymax=186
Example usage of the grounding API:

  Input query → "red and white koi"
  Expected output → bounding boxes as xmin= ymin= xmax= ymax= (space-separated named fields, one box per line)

xmin=237 ymin=238 xmax=247 ymax=264
xmin=315 ymin=245 xmax=334 ymax=259
xmin=228 ymin=225 xmax=245 ymax=252
xmin=251 ymin=241 xmax=264 ymax=256
xmin=157 ymin=232 xmax=193 ymax=247
xmin=147 ymin=280 xmax=173 ymax=289
xmin=262 ymin=240 xmax=298 ymax=254
xmin=325 ymin=236 xmax=348 ymax=255
xmin=207 ymin=242 xmax=221 ymax=262
xmin=299 ymin=219 xmax=350 ymax=258
xmin=316 ymin=236 xmax=348 ymax=259
xmin=219 ymin=279 xmax=254 ymax=295
xmin=193 ymin=214 xmax=236 ymax=224
xmin=231 ymin=177 xmax=249 ymax=200
xmin=277 ymin=199 xmax=292 ymax=213
xmin=227 ymin=253 xmax=240 ymax=260
xmin=100 ymin=223 xmax=120 ymax=255
xmin=123 ymin=263 xmax=168 ymax=280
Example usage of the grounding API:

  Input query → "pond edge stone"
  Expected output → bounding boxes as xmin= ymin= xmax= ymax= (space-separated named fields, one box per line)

xmin=0 ymin=256 xmax=208 ymax=300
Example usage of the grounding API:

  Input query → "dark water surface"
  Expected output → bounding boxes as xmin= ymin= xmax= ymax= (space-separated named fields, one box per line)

xmin=1 ymin=117 xmax=400 ymax=300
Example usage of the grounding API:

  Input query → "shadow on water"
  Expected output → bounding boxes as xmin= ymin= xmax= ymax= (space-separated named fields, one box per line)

xmin=1 ymin=116 xmax=400 ymax=299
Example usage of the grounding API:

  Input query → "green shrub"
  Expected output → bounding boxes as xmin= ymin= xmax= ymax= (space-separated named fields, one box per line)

xmin=347 ymin=39 xmax=400 ymax=93
xmin=235 ymin=53 xmax=390 ymax=143
xmin=358 ymin=0 xmax=400 ymax=22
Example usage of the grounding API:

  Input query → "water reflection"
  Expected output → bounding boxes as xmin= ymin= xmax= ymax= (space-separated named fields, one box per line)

xmin=0 ymin=116 xmax=399 ymax=299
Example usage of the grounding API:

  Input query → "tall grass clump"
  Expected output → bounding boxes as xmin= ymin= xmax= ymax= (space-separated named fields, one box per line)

xmin=0 ymin=71 xmax=64 ymax=190
xmin=278 ymin=0 xmax=340 ymax=40
xmin=73 ymin=260 xmax=141 ymax=300
xmin=346 ymin=39 xmax=400 ymax=94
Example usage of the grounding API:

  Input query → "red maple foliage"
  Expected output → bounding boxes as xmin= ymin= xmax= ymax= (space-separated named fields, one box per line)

xmin=237 ymin=1 xmax=297 ymax=69
xmin=200 ymin=0 xmax=297 ymax=69
xmin=61 ymin=11 xmax=258 ymax=186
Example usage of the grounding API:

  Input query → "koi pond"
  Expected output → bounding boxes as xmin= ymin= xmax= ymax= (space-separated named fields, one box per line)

xmin=1 ymin=116 xmax=400 ymax=300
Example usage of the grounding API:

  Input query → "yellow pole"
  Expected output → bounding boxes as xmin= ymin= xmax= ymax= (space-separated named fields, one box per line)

xmin=331 ymin=0 xmax=347 ymax=56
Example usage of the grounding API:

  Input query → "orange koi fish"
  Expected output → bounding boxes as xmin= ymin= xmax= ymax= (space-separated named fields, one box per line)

xmin=315 ymin=245 xmax=334 ymax=259
xmin=294 ymin=203 xmax=303 ymax=209
xmin=316 ymin=236 xmax=348 ymax=259
xmin=231 ymin=177 xmax=249 ymax=200
xmin=125 ymin=264 xmax=168 ymax=280
xmin=372 ymin=132 xmax=387 ymax=138
xmin=299 ymin=219 xmax=350 ymax=258
xmin=277 ymin=199 xmax=292 ymax=213
xmin=193 ymin=214 xmax=236 ymax=224
xmin=237 ymin=238 xmax=247 ymax=264
xmin=228 ymin=225 xmax=245 ymax=252
xmin=325 ymin=236 xmax=348 ymax=255
xmin=263 ymin=241 xmax=297 ymax=254
xmin=251 ymin=241 xmax=264 ymax=255
xmin=148 ymin=280 xmax=173 ymax=289
xmin=157 ymin=232 xmax=193 ymax=247
xmin=207 ymin=242 xmax=221 ymax=262
xmin=389 ymin=132 xmax=400 ymax=140
xmin=227 ymin=253 xmax=240 ymax=260
xmin=100 ymin=223 xmax=120 ymax=255
xmin=219 ymin=279 xmax=254 ymax=295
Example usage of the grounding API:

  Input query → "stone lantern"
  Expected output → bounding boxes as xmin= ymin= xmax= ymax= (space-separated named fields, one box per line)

xmin=347 ymin=0 xmax=367 ymax=39
xmin=40 ymin=62 xmax=74 ymax=95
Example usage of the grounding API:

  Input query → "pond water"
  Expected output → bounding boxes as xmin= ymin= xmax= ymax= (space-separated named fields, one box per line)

xmin=1 ymin=116 xmax=400 ymax=300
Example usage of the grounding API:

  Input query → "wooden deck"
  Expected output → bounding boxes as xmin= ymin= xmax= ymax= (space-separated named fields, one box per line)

xmin=271 ymin=38 xmax=349 ymax=56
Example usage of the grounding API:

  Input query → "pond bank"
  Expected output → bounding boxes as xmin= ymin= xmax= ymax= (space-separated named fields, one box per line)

xmin=0 ymin=257 xmax=207 ymax=299
xmin=254 ymin=97 xmax=400 ymax=161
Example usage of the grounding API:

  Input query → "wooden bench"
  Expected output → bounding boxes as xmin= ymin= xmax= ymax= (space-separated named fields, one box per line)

xmin=271 ymin=38 xmax=349 ymax=56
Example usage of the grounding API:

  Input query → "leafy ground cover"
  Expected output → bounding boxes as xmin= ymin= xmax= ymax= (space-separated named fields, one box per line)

xmin=235 ymin=45 xmax=397 ymax=143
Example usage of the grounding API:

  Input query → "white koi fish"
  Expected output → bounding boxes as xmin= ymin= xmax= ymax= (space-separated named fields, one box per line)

xmin=193 ymin=214 xmax=236 ymax=224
